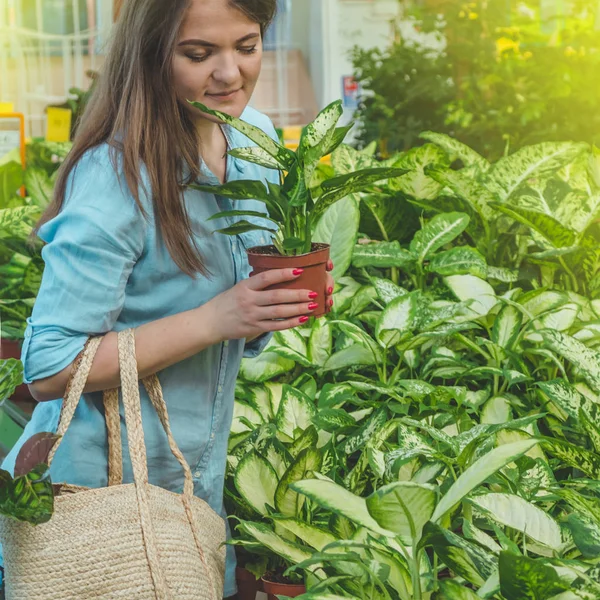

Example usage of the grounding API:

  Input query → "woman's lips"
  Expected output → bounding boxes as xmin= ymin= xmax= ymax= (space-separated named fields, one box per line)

xmin=206 ymin=89 xmax=241 ymax=100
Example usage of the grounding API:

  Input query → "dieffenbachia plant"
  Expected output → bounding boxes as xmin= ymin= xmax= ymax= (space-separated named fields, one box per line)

xmin=189 ymin=100 xmax=406 ymax=256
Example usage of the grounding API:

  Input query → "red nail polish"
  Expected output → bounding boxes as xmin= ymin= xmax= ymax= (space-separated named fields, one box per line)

xmin=329 ymin=299 xmax=334 ymax=306
xmin=299 ymin=316 xmax=309 ymax=324
xmin=293 ymin=268 xmax=304 ymax=276
xmin=308 ymin=302 xmax=319 ymax=311
xmin=308 ymin=292 xmax=318 ymax=299
xmin=327 ymin=287 xmax=334 ymax=295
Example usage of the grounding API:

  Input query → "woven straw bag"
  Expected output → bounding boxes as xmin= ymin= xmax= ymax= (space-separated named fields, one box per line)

xmin=0 ymin=329 xmax=226 ymax=599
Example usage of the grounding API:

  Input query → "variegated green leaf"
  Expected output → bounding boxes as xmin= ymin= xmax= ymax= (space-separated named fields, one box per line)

xmin=366 ymin=481 xmax=437 ymax=542
xmin=240 ymin=350 xmax=295 ymax=383
xmin=426 ymin=166 xmax=496 ymax=221
xmin=542 ymin=437 xmax=600 ymax=478
xmin=389 ymin=144 xmax=447 ymax=201
xmin=237 ymin=520 xmax=313 ymax=564
xmin=339 ymin=408 xmax=388 ymax=455
xmin=492 ymin=304 xmax=523 ymax=351
xmin=371 ymin=278 xmax=408 ymax=305
xmin=0 ymin=358 xmax=23 ymax=402
xmin=432 ymin=439 xmax=539 ymax=522
xmin=0 ymin=465 xmax=54 ymax=525
xmin=539 ymin=329 xmax=600 ymax=392
xmin=537 ymin=380 xmax=589 ymax=420
xmin=290 ymin=479 xmax=394 ymax=536
xmin=410 ymin=212 xmax=470 ymax=265
xmin=498 ymin=552 xmax=568 ymax=600
xmin=234 ymin=452 xmax=278 ymax=516
xmin=322 ymin=344 xmax=378 ymax=372
xmin=490 ymin=203 xmax=577 ymax=248
xmin=420 ymin=131 xmax=490 ymax=172
xmin=471 ymin=493 xmax=562 ymax=550
xmin=313 ymin=195 xmax=360 ymax=279
xmin=375 ymin=292 xmax=419 ymax=348
xmin=485 ymin=142 xmax=588 ymax=201
xmin=190 ymin=101 xmax=295 ymax=169
xmin=313 ymin=168 xmax=407 ymax=222
xmin=352 ymin=241 xmax=415 ymax=268
xmin=228 ymin=146 xmax=282 ymax=169
xmin=566 ymin=513 xmax=600 ymax=558
xmin=275 ymin=385 xmax=317 ymax=441
xmin=422 ymin=522 xmax=497 ymax=586
xmin=275 ymin=448 xmax=322 ymax=517
xmin=272 ymin=517 xmax=338 ymax=551
xmin=444 ymin=274 xmax=497 ymax=317
xmin=308 ymin=318 xmax=332 ymax=367
xmin=427 ymin=246 xmax=487 ymax=278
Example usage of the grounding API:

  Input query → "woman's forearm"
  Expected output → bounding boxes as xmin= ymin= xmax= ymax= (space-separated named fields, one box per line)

xmin=29 ymin=302 xmax=223 ymax=402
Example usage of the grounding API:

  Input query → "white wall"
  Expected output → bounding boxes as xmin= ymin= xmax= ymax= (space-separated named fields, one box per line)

xmin=304 ymin=0 xmax=401 ymax=124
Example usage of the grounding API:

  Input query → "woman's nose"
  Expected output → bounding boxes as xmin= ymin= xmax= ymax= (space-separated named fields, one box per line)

xmin=212 ymin=53 xmax=241 ymax=86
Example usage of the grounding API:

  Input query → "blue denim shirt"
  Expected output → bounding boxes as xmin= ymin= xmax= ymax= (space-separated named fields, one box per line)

xmin=1 ymin=106 xmax=277 ymax=597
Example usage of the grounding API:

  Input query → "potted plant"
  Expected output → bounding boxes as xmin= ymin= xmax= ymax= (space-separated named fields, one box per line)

xmin=190 ymin=100 xmax=406 ymax=317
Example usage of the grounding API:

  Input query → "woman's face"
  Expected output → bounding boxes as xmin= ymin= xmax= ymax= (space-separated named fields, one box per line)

xmin=173 ymin=0 xmax=263 ymax=122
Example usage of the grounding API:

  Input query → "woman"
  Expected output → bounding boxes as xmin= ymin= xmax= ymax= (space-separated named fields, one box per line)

xmin=1 ymin=0 xmax=334 ymax=596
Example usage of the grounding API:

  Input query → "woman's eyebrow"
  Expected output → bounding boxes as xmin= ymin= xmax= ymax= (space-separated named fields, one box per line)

xmin=178 ymin=33 xmax=260 ymax=47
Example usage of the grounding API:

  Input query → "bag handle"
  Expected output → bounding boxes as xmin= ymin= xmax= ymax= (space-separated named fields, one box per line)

xmin=48 ymin=336 xmax=103 ymax=466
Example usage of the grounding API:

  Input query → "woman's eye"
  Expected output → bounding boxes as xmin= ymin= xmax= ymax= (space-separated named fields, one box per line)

xmin=239 ymin=46 xmax=257 ymax=55
xmin=187 ymin=54 xmax=209 ymax=63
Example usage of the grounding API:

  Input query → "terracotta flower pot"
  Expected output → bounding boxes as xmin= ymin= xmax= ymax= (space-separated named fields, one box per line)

xmin=261 ymin=577 xmax=306 ymax=600
xmin=235 ymin=567 xmax=261 ymax=600
xmin=247 ymin=243 xmax=331 ymax=318
xmin=0 ymin=339 xmax=32 ymax=403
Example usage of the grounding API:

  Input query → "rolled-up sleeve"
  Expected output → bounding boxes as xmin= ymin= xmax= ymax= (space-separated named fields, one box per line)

xmin=21 ymin=147 xmax=145 ymax=384
xmin=242 ymin=114 xmax=281 ymax=359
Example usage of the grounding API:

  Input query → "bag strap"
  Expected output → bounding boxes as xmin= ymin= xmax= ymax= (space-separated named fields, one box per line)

xmin=48 ymin=336 xmax=104 ymax=466
xmin=117 ymin=328 xmax=171 ymax=598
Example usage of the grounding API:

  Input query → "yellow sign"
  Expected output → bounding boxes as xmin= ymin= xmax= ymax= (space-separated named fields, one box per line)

xmin=46 ymin=107 xmax=72 ymax=142
xmin=0 ymin=102 xmax=15 ymax=114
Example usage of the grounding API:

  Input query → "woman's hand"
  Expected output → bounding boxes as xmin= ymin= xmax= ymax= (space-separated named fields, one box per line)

xmin=325 ymin=259 xmax=335 ymax=311
xmin=204 ymin=268 xmax=324 ymax=343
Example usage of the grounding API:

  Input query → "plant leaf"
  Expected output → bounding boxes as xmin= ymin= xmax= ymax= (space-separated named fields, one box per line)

xmin=352 ymin=241 xmax=415 ymax=268
xmin=431 ymin=439 xmax=539 ymax=523
xmin=366 ymin=481 xmax=437 ymax=542
xmin=490 ymin=203 xmax=577 ymax=248
xmin=275 ymin=385 xmax=317 ymax=441
xmin=471 ymin=493 xmax=562 ymax=550
xmin=498 ymin=552 xmax=567 ymax=600
xmin=427 ymin=246 xmax=487 ymax=278
xmin=313 ymin=168 xmax=407 ymax=222
xmin=190 ymin=102 xmax=295 ymax=169
xmin=234 ymin=451 xmax=278 ymax=516
xmin=275 ymin=448 xmax=322 ymax=517
xmin=410 ymin=212 xmax=470 ymax=265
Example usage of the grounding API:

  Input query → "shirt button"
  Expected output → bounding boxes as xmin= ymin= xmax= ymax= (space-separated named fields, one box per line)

xmin=194 ymin=471 xmax=201 ymax=478
xmin=224 ymin=340 xmax=229 ymax=347
xmin=218 ymin=385 xmax=223 ymax=393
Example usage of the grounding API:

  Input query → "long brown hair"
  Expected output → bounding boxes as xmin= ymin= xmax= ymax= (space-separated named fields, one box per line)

xmin=37 ymin=0 xmax=276 ymax=277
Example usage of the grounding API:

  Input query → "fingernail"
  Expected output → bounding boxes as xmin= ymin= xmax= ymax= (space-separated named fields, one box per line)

xmin=327 ymin=287 xmax=334 ymax=295
xmin=293 ymin=268 xmax=304 ymax=276
xmin=308 ymin=303 xmax=319 ymax=311
xmin=299 ymin=316 xmax=309 ymax=324
xmin=329 ymin=299 xmax=334 ymax=307
xmin=308 ymin=292 xmax=318 ymax=299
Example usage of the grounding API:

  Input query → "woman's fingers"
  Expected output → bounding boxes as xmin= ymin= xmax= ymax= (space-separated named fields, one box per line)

xmin=246 ymin=268 xmax=304 ymax=291
xmin=254 ymin=287 xmax=317 ymax=307
xmin=326 ymin=260 xmax=334 ymax=272
xmin=257 ymin=301 xmax=319 ymax=321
